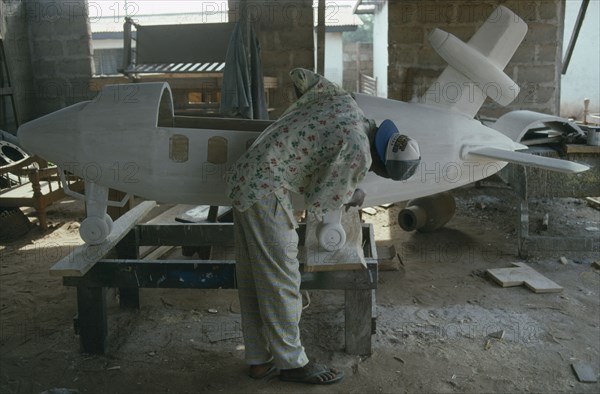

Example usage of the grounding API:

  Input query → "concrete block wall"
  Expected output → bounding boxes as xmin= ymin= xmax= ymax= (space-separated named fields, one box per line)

xmin=4 ymin=0 xmax=312 ymax=122
xmin=1 ymin=0 xmax=93 ymax=122
xmin=388 ymin=0 xmax=564 ymax=117
xmin=1 ymin=0 xmax=36 ymax=128
xmin=26 ymin=0 xmax=94 ymax=117
xmin=229 ymin=0 xmax=314 ymax=118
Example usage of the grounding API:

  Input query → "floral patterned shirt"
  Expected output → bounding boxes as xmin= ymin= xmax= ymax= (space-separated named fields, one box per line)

xmin=226 ymin=68 xmax=373 ymax=224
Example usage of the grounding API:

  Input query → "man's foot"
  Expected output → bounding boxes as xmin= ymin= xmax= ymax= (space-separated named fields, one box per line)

xmin=248 ymin=361 xmax=276 ymax=379
xmin=280 ymin=361 xmax=344 ymax=385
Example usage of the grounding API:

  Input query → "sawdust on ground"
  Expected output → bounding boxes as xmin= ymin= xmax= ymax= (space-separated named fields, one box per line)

xmin=1 ymin=183 xmax=599 ymax=393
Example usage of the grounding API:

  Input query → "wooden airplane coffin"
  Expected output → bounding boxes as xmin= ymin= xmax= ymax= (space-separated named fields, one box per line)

xmin=17 ymin=5 xmax=589 ymax=245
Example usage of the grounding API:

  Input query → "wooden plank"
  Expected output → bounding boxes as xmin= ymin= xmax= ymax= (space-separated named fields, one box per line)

xmin=571 ymin=362 xmax=598 ymax=383
xmin=50 ymin=201 xmax=156 ymax=277
xmin=487 ymin=263 xmax=528 ymax=287
xmin=137 ymin=223 xmax=235 ymax=246
xmin=64 ymin=259 xmax=237 ymax=289
xmin=566 ymin=144 xmax=600 ymax=154
xmin=63 ymin=259 xmax=378 ymax=290
xmin=486 ymin=262 xmax=563 ymax=293
xmin=585 ymin=197 xmax=600 ymax=210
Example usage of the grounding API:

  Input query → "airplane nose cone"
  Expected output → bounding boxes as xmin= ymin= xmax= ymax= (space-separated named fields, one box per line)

xmin=17 ymin=101 xmax=89 ymax=162
xmin=428 ymin=28 xmax=450 ymax=50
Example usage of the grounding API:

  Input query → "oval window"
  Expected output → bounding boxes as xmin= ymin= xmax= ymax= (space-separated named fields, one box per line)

xmin=208 ymin=136 xmax=228 ymax=164
xmin=169 ymin=134 xmax=189 ymax=163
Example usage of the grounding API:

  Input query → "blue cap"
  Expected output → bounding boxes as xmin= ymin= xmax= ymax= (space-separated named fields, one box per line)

xmin=374 ymin=119 xmax=421 ymax=181
xmin=375 ymin=119 xmax=398 ymax=163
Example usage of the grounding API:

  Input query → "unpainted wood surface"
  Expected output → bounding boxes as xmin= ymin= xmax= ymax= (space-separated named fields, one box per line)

xmin=50 ymin=201 xmax=157 ymax=277
xmin=301 ymin=209 xmax=366 ymax=272
xmin=486 ymin=262 xmax=563 ymax=293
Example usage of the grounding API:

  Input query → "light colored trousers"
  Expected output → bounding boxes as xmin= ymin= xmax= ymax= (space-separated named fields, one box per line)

xmin=233 ymin=192 xmax=309 ymax=369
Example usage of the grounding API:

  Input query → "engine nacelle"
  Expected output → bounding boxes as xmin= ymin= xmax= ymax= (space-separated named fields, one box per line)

xmin=398 ymin=192 xmax=456 ymax=232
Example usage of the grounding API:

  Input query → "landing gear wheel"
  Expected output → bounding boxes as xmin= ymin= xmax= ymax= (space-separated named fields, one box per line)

xmin=80 ymin=216 xmax=110 ymax=245
xmin=104 ymin=213 xmax=114 ymax=234
xmin=317 ymin=223 xmax=347 ymax=252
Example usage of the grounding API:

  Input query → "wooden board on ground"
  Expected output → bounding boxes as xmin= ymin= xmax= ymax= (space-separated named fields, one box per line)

xmin=49 ymin=201 xmax=156 ymax=277
xmin=571 ymin=362 xmax=598 ymax=383
xmin=486 ymin=262 xmax=563 ymax=293
xmin=300 ymin=209 xmax=366 ymax=272
xmin=585 ymin=197 xmax=600 ymax=210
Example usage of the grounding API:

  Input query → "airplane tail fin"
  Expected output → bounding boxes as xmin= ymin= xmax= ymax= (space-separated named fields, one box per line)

xmin=421 ymin=6 xmax=528 ymax=118
xmin=466 ymin=147 xmax=590 ymax=173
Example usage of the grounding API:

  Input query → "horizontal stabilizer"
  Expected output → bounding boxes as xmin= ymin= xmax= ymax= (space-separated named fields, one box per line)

xmin=421 ymin=5 xmax=527 ymax=118
xmin=467 ymin=147 xmax=590 ymax=173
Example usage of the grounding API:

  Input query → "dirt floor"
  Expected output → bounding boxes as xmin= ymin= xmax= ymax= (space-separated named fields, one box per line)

xmin=1 ymin=183 xmax=599 ymax=393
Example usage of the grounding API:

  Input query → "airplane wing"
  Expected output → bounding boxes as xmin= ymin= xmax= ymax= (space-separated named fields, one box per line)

xmin=421 ymin=6 xmax=528 ymax=118
xmin=467 ymin=147 xmax=590 ymax=173
xmin=491 ymin=110 xmax=586 ymax=142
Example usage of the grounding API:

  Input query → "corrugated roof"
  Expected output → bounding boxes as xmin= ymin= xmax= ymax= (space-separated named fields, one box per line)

xmin=313 ymin=1 xmax=362 ymax=30
xmin=353 ymin=0 xmax=384 ymax=15
xmin=90 ymin=3 xmax=362 ymax=35
xmin=90 ymin=12 xmax=229 ymax=33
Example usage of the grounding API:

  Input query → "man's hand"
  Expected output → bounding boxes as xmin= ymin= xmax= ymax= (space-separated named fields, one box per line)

xmin=345 ymin=188 xmax=366 ymax=211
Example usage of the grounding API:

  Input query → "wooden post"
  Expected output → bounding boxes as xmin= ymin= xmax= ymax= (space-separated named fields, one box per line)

xmin=119 ymin=288 xmax=140 ymax=309
xmin=316 ymin=0 xmax=325 ymax=75
xmin=356 ymin=42 xmax=361 ymax=92
xmin=518 ymin=200 xmax=529 ymax=258
xmin=77 ymin=286 xmax=108 ymax=354
xmin=345 ymin=289 xmax=372 ymax=355
xmin=116 ymin=229 xmax=140 ymax=309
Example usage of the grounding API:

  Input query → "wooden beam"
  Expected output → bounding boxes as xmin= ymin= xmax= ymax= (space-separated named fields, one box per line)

xmin=63 ymin=259 xmax=378 ymax=290
xmin=316 ymin=0 xmax=326 ymax=74
xmin=50 ymin=201 xmax=156 ymax=277
xmin=137 ymin=223 xmax=235 ymax=246
xmin=345 ymin=289 xmax=373 ymax=355
xmin=76 ymin=286 xmax=108 ymax=354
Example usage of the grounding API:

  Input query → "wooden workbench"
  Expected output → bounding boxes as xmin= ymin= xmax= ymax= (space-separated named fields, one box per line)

xmin=55 ymin=207 xmax=378 ymax=356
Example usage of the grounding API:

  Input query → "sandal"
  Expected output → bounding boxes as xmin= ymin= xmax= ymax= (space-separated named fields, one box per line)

xmin=248 ymin=362 xmax=276 ymax=379
xmin=280 ymin=362 xmax=344 ymax=385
